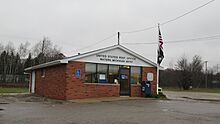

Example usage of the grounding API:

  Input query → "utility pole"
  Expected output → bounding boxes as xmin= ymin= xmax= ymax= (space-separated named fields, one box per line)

xmin=42 ymin=37 xmax=46 ymax=54
xmin=117 ymin=32 xmax=120 ymax=45
xmin=204 ymin=61 xmax=208 ymax=88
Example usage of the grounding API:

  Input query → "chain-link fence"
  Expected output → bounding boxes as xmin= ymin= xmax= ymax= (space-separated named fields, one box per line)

xmin=0 ymin=74 xmax=29 ymax=87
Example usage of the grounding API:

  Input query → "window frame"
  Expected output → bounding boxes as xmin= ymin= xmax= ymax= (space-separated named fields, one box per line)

xmin=97 ymin=64 xmax=108 ymax=83
xmin=130 ymin=66 xmax=142 ymax=85
xmin=108 ymin=64 xmax=120 ymax=84
xmin=84 ymin=63 xmax=142 ymax=85
xmin=41 ymin=69 xmax=45 ymax=78
xmin=85 ymin=63 xmax=97 ymax=83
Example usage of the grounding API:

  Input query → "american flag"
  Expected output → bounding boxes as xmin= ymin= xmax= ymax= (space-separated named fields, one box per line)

xmin=157 ymin=27 xmax=164 ymax=65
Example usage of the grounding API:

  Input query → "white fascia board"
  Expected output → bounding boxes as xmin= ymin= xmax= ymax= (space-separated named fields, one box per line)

xmin=65 ymin=45 xmax=158 ymax=67
xmin=159 ymin=66 xmax=165 ymax=70
xmin=118 ymin=45 xmax=157 ymax=67
xmin=65 ymin=45 xmax=118 ymax=61
xmin=24 ymin=60 xmax=68 ymax=71
xmin=24 ymin=45 xmax=159 ymax=71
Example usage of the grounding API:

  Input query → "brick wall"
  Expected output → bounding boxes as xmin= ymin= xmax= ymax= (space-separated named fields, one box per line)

xmin=131 ymin=67 xmax=157 ymax=97
xmin=142 ymin=67 xmax=157 ymax=94
xmin=35 ymin=64 xmax=67 ymax=100
xmin=130 ymin=84 xmax=141 ymax=97
xmin=65 ymin=61 xmax=120 ymax=99
xmin=33 ymin=61 xmax=157 ymax=100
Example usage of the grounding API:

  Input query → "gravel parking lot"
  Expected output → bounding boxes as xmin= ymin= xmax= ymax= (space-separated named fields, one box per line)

xmin=0 ymin=92 xmax=220 ymax=124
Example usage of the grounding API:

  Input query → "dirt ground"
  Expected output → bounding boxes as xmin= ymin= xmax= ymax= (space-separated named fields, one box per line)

xmin=0 ymin=92 xmax=220 ymax=124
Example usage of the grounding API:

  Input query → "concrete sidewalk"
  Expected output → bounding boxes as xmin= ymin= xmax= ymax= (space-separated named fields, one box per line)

xmin=0 ymin=93 xmax=155 ymax=104
xmin=69 ymin=96 xmax=151 ymax=103
xmin=163 ymin=91 xmax=220 ymax=101
xmin=0 ymin=92 xmax=30 ymax=96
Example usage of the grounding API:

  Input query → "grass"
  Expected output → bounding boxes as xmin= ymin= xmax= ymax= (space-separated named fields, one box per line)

xmin=163 ymin=87 xmax=220 ymax=93
xmin=0 ymin=87 xmax=29 ymax=93
xmin=147 ymin=92 xmax=167 ymax=99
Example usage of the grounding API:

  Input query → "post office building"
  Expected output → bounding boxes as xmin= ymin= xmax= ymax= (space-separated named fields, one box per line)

xmin=25 ymin=45 xmax=158 ymax=100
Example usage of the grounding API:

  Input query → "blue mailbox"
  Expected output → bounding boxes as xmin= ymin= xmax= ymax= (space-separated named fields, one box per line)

xmin=141 ymin=81 xmax=151 ymax=96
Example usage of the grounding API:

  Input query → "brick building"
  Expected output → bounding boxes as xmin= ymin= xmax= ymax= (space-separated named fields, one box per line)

xmin=25 ymin=45 xmax=158 ymax=100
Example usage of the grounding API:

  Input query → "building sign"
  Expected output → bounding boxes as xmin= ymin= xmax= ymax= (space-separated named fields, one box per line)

xmin=75 ymin=69 xmax=81 ymax=77
xmin=147 ymin=73 xmax=154 ymax=81
xmin=96 ymin=54 xmax=136 ymax=64
xmin=76 ymin=48 xmax=153 ymax=67
xmin=99 ymin=74 xmax=106 ymax=80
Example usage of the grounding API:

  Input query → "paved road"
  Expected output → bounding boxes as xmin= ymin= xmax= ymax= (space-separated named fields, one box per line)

xmin=0 ymin=93 xmax=220 ymax=124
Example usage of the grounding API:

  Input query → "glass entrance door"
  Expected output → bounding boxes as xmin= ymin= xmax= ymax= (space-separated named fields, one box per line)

xmin=119 ymin=68 xmax=130 ymax=96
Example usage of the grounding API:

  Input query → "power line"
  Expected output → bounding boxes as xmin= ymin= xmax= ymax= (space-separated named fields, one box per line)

xmin=121 ymin=25 xmax=157 ymax=34
xmin=0 ymin=0 xmax=215 ymax=51
xmin=161 ymin=0 xmax=215 ymax=26
xmin=75 ymin=33 xmax=117 ymax=51
xmin=0 ymin=32 xmax=117 ymax=52
xmin=64 ymin=0 xmax=216 ymax=51
xmin=122 ymin=35 xmax=220 ymax=45
xmin=121 ymin=0 xmax=215 ymax=34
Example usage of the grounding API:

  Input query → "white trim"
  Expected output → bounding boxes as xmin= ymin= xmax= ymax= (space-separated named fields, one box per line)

xmin=24 ymin=45 xmax=158 ymax=71
xmin=66 ymin=45 xmax=157 ymax=67
xmin=84 ymin=83 xmax=120 ymax=86
xmin=31 ymin=71 xmax=35 ymax=93
xmin=25 ymin=59 xmax=68 ymax=71
xmin=156 ymin=64 xmax=159 ymax=95
xmin=131 ymin=84 xmax=141 ymax=86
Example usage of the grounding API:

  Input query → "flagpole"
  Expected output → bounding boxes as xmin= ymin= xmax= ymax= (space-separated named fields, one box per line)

xmin=156 ymin=23 xmax=164 ymax=95
xmin=156 ymin=23 xmax=160 ymax=95
xmin=156 ymin=64 xmax=159 ymax=95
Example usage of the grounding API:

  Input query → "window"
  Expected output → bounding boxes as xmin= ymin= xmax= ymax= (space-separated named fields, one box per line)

xmin=130 ymin=66 xmax=141 ymax=84
xmin=97 ymin=64 xmax=108 ymax=83
xmin=85 ymin=63 xmax=97 ymax=83
xmin=41 ymin=69 xmax=45 ymax=77
xmin=109 ymin=65 xmax=119 ymax=84
xmin=85 ymin=63 xmax=140 ymax=85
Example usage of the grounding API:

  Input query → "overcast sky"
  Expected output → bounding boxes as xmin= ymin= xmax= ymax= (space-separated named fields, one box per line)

xmin=0 ymin=0 xmax=219 ymax=70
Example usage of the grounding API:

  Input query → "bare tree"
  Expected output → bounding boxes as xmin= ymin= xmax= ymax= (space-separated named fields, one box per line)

xmin=175 ymin=55 xmax=204 ymax=90
xmin=5 ymin=41 xmax=15 ymax=53
xmin=0 ymin=38 xmax=64 ymax=84
xmin=32 ymin=40 xmax=43 ymax=57
xmin=161 ymin=56 xmax=217 ymax=89
xmin=190 ymin=55 xmax=203 ymax=72
xmin=0 ymin=43 xmax=4 ymax=53
xmin=18 ymin=41 xmax=30 ymax=59
xmin=176 ymin=56 xmax=191 ymax=90
xmin=32 ymin=37 xmax=64 ymax=65
xmin=32 ymin=37 xmax=61 ymax=56
xmin=190 ymin=55 xmax=204 ymax=88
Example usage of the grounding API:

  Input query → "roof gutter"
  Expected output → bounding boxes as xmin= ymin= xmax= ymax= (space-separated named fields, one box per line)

xmin=24 ymin=59 xmax=68 ymax=71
